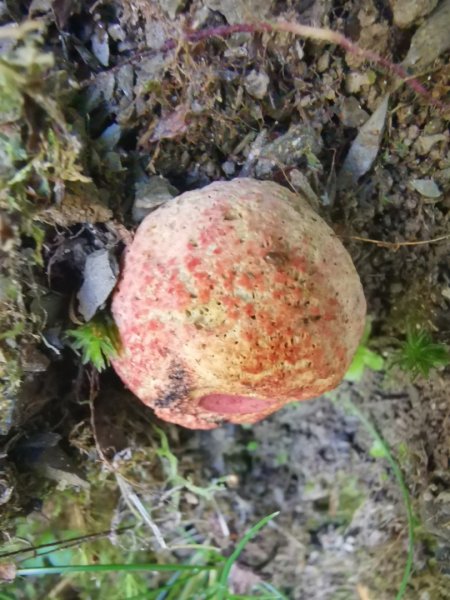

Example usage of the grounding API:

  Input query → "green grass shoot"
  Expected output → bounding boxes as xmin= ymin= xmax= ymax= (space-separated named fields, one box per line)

xmin=3 ymin=513 xmax=286 ymax=599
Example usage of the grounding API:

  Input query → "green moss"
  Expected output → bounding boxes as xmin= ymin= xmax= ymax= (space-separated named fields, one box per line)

xmin=0 ymin=24 xmax=93 ymax=434
xmin=66 ymin=315 xmax=122 ymax=372
xmin=391 ymin=327 xmax=450 ymax=379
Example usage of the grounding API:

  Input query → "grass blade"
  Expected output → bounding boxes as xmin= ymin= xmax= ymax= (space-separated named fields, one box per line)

xmin=16 ymin=563 xmax=215 ymax=576
xmin=342 ymin=398 xmax=414 ymax=600
xmin=216 ymin=512 xmax=279 ymax=600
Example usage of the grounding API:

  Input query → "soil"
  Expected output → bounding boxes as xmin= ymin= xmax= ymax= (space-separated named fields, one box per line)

xmin=0 ymin=1 xmax=449 ymax=599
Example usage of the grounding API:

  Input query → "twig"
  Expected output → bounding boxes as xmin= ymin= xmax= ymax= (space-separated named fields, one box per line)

xmin=48 ymin=576 xmax=75 ymax=599
xmin=357 ymin=584 xmax=372 ymax=600
xmin=0 ymin=527 xmax=132 ymax=561
xmin=87 ymin=368 xmax=111 ymax=466
xmin=115 ymin=474 xmax=167 ymax=549
xmin=343 ymin=233 xmax=450 ymax=249
xmin=270 ymin=20 xmax=440 ymax=107
xmin=86 ymin=371 xmax=167 ymax=549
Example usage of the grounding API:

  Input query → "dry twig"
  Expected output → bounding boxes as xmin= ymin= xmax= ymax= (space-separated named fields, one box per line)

xmin=344 ymin=233 xmax=450 ymax=250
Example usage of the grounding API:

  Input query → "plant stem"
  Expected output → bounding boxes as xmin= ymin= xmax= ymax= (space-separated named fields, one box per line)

xmin=216 ymin=512 xmax=280 ymax=600
xmin=343 ymin=398 xmax=415 ymax=600
xmin=79 ymin=20 xmax=448 ymax=111
xmin=16 ymin=563 xmax=214 ymax=576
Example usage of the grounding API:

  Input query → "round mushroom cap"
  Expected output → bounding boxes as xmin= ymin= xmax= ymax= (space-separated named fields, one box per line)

xmin=111 ymin=178 xmax=366 ymax=429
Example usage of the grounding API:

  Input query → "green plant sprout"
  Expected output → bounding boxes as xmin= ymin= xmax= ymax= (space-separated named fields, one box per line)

xmin=1 ymin=513 xmax=286 ymax=599
xmin=391 ymin=326 xmax=450 ymax=379
xmin=154 ymin=426 xmax=228 ymax=501
xmin=66 ymin=314 xmax=121 ymax=371
xmin=345 ymin=320 xmax=384 ymax=382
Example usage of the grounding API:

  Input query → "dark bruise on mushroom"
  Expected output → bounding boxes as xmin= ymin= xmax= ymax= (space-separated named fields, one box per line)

xmin=111 ymin=178 xmax=366 ymax=430
xmin=154 ymin=360 xmax=192 ymax=408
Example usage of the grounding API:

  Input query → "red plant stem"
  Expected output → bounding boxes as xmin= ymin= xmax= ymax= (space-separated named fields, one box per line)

xmin=182 ymin=20 xmax=446 ymax=110
xmin=80 ymin=18 xmax=448 ymax=111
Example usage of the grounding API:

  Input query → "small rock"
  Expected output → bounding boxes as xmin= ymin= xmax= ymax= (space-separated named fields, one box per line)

xmin=77 ymin=249 xmax=118 ymax=321
xmin=390 ymin=0 xmax=438 ymax=28
xmin=107 ymin=23 xmax=125 ymax=42
xmin=244 ymin=70 xmax=270 ymax=100
xmin=338 ymin=94 xmax=390 ymax=187
xmin=29 ymin=0 xmax=53 ymax=17
xmin=414 ymin=134 xmax=447 ymax=156
xmin=410 ymin=178 xmax=442 ymax=199
xmin=254 ymin=124 xmax=323 ymax=178
xmin=424 ymin=118 xmax=445 ymax=135
xmin=407 ymin=125 xmax=420 ymax=140
xmin=158 ymin=0 xmax=185 ymax=19
xmin=317 ymin=51 xmax=330 ymax=73
xmin=402 ymin=0 xmax=450 ymax=72
xmin=289 ymin=169 xmax=320 ymax=211
xmin=91 ymin=25 xmax=109 ymax=67
xmin=339 ymin=97 xmax=369 ymax=128
xmin=205 ymin=0 xmax=273 ymax=24
xmin=20 ymin=345 xmax=50 ymax=373
xmin=345 ymin=71 xmax=376 ymax=94
xmin=191 ymin=5 xmax=210 ymax=28
xmin=132 ymin=176 xmax=179 ymax=223
xmin=390 ymin=282 xmax=404 ymax=295
xmin=97 ymin=123 xmax=121 ymax=151
xmin=205 ymin=160 xmax=218 ymax=178
xmin=222 ymin=160 xmax=236 ymax=176
xmin=437 ymin=168 xmax=450 ymax=185
xmin=144 ymin=20 xmax=167 ymax=51
xmin=295 ymin=41 xmax=304 ymax=60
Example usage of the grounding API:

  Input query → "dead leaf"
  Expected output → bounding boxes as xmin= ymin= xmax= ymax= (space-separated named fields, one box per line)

xmin=338 ymin=94 xmax=389 ymax=188
xmin=40 ymin=189 xmax=113 ymax=226
xmin=132 ymin=176 xmax=179 ymax=223
xmin=148 ymin=105 xmax=190 ymax=144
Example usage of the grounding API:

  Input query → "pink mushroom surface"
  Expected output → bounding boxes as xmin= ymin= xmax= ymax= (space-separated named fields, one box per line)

xmin=111 ymin=178 xmax=366 ymax=429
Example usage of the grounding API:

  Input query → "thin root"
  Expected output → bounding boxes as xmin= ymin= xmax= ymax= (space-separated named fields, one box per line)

xmin=344 ymin=233 xmax=450 ymax=250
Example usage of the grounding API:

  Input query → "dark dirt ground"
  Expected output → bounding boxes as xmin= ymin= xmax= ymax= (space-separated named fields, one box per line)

xmin=0 ymin=0 xmax=450 ymax=599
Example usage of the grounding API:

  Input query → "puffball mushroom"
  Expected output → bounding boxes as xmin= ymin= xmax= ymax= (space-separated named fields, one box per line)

xmin=111 ymin=178 xmax=366 ymax=430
